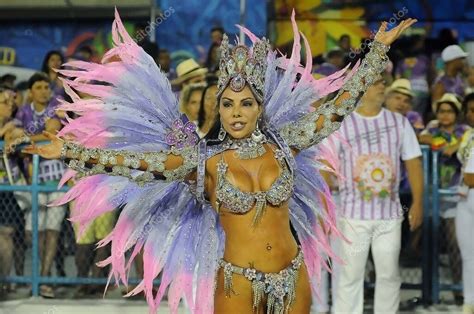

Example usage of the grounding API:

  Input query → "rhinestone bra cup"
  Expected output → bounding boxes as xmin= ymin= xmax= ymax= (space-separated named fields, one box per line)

xmin=215 ymin=149 xmax=294 ymax=225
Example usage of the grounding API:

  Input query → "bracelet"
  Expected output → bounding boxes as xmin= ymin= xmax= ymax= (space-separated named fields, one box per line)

xmin=60 ymin=142 xmax=69 ymax=160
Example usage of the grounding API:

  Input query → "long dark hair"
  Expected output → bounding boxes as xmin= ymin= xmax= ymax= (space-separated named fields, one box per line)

xmin=198 ymin=76 xmax=218 ymax=129
xmin=205 ymin=43 xmax=220 ymax=73
xmin=41 ymin=50 xmax=64 ymax=73
xmin=463 ymin=92 xmax=474 ymax=115
xmin=203 ymin=118 xmax=224 ymax=145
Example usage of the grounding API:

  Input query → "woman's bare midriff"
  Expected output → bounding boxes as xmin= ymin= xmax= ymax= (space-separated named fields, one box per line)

xmin=205 ymin=146 xmax=299 ymax=271
xmin=213 ymin=203 xmax=311 ymax=314
xmin=219 ymin=202 xmax=299 ymax=272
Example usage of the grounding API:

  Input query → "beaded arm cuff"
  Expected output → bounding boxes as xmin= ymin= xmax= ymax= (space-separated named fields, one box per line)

xmin=60 ymin=141 xmax=197 ymax=184
xmin=279 ymin=41 xmax=390 ymax=150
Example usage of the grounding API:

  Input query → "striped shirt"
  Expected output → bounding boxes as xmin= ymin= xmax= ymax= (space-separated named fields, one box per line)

xmin=327 ymin=108 xmax=421 ymax=220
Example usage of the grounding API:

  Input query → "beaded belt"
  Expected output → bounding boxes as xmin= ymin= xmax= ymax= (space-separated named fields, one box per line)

xmin=218 ymin=249 xmax=303 ymax=314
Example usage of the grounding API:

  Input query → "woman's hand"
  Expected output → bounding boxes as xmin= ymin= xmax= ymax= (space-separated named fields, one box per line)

xmin=0 ymin=122 xmax=11 ymax=137
xmin=374 ymin=18 xmax=418 ymax=46
xmin=22 ymin=131 xmax=64 ymax=159
xmin=442 ymin=144 xmax=458 ymax=157
xmin=418 ymin=134 xmax=433 ymax=145
xmin=0 ymin=121 xmax=16 ymax=135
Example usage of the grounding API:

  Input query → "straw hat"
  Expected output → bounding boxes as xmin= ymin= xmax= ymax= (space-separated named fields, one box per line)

xmin=387 ymin=78 xmax=415 ymax=98
xmin=434 ymin=93 xmax=462 ymax=112
xmin=171 ymin=59 xmax=208 ymax=85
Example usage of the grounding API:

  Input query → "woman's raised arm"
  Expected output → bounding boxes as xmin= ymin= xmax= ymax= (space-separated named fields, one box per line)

xmin=22 ymin=131 xmax=197 ymax=184
xmin=280 ymin=19 xmax=417 ymax=151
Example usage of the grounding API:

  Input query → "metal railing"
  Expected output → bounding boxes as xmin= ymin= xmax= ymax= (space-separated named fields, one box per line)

xmin=0 ymin=143 xmax=146 ymax=297
xmin=1 ymin=152 xmax=68 ymax=296
xmin=421 ymin=145 xmax=432 ymax=302
xmin=0 ymin=143 xmax=463 ymax=303
xmin=430 ymin=149 xmax=463 ymax=303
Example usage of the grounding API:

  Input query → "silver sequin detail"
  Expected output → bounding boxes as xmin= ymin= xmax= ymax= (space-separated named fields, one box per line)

xmin=61 ymin=141 xmax=197 ymax=184
xmin=218 ymin=249 xmax=304 ymax=314
xmin=217 ymin=34 xmax=270 ymax=102
xmin=215 ymin=149 xmax=293 ymax=226
xmin=280 ymin=41 xmax=390 ymax=150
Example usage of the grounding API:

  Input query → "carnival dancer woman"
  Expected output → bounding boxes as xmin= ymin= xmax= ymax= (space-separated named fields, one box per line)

xmin=23 ymin=9 xmax=415 ymax=314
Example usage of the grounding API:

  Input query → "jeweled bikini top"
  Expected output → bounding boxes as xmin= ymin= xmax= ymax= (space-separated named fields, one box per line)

xmin=215 ymin=148 xmax=294 ymax=226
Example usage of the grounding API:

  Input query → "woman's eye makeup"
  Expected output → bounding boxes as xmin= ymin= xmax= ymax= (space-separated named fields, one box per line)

xmin=221 ymin=98 xmax=254 ymax=107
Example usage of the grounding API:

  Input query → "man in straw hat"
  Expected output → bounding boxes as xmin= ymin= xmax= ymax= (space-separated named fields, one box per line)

xmin=385 ymin=79 xmax=425 ymax=272
xmin=328 ymin=75 xmax=424 ymax=314
xmin=385 ymin=78 xmax=424 ymax=134
xmin=171 ymin=58 xmax=208 ymax=91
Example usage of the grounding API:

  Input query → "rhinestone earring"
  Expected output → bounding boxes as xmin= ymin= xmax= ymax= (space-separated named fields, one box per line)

xmin=218 ymin=124 xmax=227 ymax=141
xmin=251 ymin=121 xmax=264 ymax=143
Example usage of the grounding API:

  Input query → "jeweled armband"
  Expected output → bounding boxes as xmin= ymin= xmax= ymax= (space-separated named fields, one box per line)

xmin=280 ymin=41 xmax=390 ymax=150
xmin=163 ymin=146 xmax=198 ymax=182
xmin=60 ymin=141 xmax=197 ymax=184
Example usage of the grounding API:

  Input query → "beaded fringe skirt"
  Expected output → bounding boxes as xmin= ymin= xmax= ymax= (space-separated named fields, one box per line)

xmin=218 ymin=249 xmax=304 ymax=314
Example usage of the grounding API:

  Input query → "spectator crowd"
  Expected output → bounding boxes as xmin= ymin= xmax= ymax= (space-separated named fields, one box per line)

xmin=1 ymin=21 xmax=474 ymax=314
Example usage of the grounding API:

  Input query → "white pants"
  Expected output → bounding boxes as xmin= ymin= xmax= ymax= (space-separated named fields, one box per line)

xmin=456 ymin=194 xmax=474 ymax=305
xmin=332 ymin=218 xmax=402 ymax=314
xmin=311 ymin=192 xmax=340 ymax=313
xmin=311 ymin=268 xmax=329 ymax=313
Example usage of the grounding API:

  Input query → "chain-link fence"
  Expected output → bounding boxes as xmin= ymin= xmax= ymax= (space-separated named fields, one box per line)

xmin=431 ymin=150 xmax=464 ymax=304
xmin=0 ymin=147 xmax=145 ymax=301
xmin=0 ymin=144 xmax=465 ymax=305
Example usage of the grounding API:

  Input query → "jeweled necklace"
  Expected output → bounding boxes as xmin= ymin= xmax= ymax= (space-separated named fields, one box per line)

xmin=222 ymin=134 xmax=267 ymax=160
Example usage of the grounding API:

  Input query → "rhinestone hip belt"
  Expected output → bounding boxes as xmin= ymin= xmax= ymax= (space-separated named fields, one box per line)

xmin=218 ymin=249 xmax=303 ymax=314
